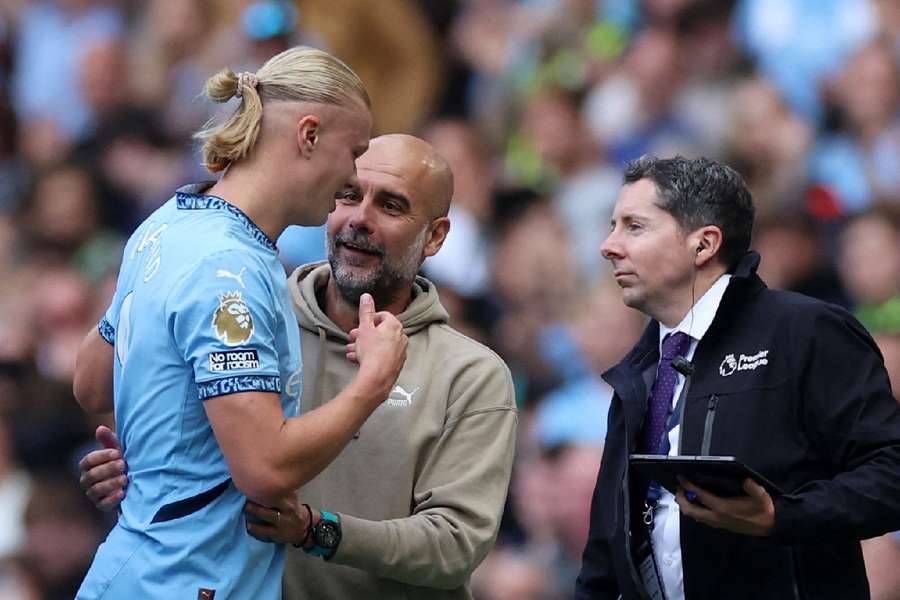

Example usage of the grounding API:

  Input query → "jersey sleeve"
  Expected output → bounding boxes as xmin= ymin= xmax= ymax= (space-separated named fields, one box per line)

xmin=167 ymin=250 xmax=284 ymax=401
xmin=98 ymin=232 xmax=141 ymax=346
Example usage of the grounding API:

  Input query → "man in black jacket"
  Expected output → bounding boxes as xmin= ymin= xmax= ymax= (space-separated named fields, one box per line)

xmin=576 ymin=155 xmax=900 ymax=600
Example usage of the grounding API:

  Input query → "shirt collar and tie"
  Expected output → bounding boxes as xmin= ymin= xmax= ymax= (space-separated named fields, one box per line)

xmin=637 ymin=331 xmax=693 ymax=454
xmin=639 ymin=274 xmax=733 ymax=454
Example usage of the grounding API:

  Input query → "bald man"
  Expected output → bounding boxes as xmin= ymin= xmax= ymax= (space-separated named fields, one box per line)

xmin=80 ymin=135 xmax=517 ymax=600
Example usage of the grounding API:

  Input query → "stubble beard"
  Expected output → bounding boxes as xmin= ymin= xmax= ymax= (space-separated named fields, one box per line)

xmin=328 ymin=226 xmax=429 ymax=309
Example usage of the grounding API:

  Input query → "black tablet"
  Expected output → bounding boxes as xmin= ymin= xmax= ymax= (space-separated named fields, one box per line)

xmin=629 ymin=455 xmax=782 ymax=498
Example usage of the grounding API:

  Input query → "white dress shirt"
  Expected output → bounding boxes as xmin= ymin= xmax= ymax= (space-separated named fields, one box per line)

xmin=651 ymin=274 xmax=731 ymax=600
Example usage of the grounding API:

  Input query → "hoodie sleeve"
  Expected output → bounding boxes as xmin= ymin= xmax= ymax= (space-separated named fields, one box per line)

xmin=329 ymin=349 xmax=517 ymax=589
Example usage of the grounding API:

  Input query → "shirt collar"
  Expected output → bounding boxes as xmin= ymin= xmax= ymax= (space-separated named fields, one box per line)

xmin=659 ymin=273 xmax=732 ymax=347
xmin=175 ymin=182 xmax=277 ymax=252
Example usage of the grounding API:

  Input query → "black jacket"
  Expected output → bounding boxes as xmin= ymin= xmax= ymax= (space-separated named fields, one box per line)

xmin=576 ymin=252 xmax=900 ymax=600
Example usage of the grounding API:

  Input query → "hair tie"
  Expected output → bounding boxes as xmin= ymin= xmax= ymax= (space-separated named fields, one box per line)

xmin=235 ymin=71 xmax=259 ymax=99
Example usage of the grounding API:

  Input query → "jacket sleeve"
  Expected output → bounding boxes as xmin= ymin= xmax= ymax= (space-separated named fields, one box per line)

xmin=328 ymin=357 xmax=517 ymax=589
xmin=575 ymin=476 xmax=619 ymax=600
xmin=772 ymin=304 xmax=900 ymax=544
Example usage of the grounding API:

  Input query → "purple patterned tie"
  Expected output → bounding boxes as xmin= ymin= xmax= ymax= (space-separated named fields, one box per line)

xmin=637 ymin=331 xmax=692 ymax=454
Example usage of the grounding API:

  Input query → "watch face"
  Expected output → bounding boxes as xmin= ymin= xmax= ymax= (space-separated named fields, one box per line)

xmin=316 ymin=521 xmax=339 ymax=548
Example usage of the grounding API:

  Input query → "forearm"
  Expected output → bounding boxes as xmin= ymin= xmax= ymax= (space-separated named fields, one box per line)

xmin=270 ymin=378 xmax=388 ymax=492
xmin=216 ymin=374 xmax=391 ymax=505
xmin=329 ymin=406 xmax=517 ymax=588
xmin=774 ymin=308 xmax=900 ymax=543
xmin=772 ymin=446 xmax=900 ymax=544
xmin=330 ymin=512 xmax=489 ymax=589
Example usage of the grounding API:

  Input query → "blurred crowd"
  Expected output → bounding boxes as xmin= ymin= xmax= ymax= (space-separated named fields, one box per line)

xmin=0 ymin=0 xmax=898 ymax=598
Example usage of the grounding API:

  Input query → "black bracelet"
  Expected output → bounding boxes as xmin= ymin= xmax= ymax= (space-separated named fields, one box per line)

xmin=292 ymin=504 xmax=314 ymax=548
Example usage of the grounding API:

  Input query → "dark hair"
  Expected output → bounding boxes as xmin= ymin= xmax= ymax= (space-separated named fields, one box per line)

xmin=623 ymin=155 xmax=755 ymax=271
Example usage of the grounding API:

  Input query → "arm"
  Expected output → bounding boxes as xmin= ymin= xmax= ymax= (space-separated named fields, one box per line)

xmin=677 ymin=306 xmax=900 ymax=541
xmin=168 ymin=249 xmax=407 ymax=507
xmin=79 ymin=317 xmax=403 ymax=511
xmin=255 ymin=358 xmax=517 ymax=589
xmin=203 ymin=293 xmax=407 ymax=506
xmin=771 ymin=306 xmax=900 ymax=543
xmin=330 ymin=380 xmax=517 ymax=590
xmin=73 ymin=327 xmax=114 ymax=414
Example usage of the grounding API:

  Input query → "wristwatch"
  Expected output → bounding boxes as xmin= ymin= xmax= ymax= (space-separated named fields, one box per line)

xmin=305 ymin=510 xmax=341 ymax=559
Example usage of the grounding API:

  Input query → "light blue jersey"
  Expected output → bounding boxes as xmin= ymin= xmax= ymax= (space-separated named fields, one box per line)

xmin=78 ymin=183 xmax=302 ymax=600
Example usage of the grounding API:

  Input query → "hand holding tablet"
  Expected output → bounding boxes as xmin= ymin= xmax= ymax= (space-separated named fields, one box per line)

xmin=631 ymin=454 xmax=781 ymax=537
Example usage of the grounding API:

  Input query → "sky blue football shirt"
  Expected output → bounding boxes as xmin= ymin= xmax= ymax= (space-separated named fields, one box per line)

xmin=77 ymin=183 xmax=302 ymax=599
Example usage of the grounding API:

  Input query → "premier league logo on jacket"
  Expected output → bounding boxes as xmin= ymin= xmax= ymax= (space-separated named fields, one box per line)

xmin=719 ymin=353 xmax=738 ymax=376
xmin=212 ymin=291 xmax=255 ymax=345
xmin=719 ymin=349 xmax=770 ymax=376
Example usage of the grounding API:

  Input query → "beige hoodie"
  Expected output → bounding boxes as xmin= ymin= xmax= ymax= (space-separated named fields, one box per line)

xmin=283 ymin=263 xmax=517 ymax=600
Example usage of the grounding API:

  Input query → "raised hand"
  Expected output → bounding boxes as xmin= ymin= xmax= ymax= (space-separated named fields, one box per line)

xmin=345 ymin=293 xmax=407 ymax=400
xmin=79 ymin=425 xmax=128 ymax=511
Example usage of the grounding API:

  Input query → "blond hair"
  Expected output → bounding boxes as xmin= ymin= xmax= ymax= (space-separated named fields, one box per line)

xmin=194 ymin=46 xmax=370 ymax=173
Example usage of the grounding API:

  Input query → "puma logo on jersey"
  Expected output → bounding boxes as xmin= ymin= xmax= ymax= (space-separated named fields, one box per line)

xmin=387 ymin=385 xmax=420 ymax=407
xmin=216 ymin=267 xmax=246 ymax=288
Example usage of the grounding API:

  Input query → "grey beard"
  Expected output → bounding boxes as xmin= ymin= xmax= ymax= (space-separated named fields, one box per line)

xmin=329 ymin=256 xmax=407 ymax=309
xmin=327 ymin=227 xmax=428 ymax=309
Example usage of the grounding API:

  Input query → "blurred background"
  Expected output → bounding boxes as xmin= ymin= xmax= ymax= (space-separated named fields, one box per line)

xmin=0 ymin=0 xmax=898 ymax=598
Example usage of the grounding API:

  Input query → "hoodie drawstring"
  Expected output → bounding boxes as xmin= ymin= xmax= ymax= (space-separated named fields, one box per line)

xmin=313 ymin=326 xmax=327 ymax=406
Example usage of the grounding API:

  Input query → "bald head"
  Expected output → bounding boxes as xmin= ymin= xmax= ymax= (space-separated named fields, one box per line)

xmin=360 ymin=134 xmax=453 ymax=219
xmin=326 ymin=133 xmax=454 ymax=314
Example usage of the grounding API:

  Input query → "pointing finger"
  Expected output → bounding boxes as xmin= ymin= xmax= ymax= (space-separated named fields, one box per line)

xmin=357 ymin=293 xmax=375 ymax=327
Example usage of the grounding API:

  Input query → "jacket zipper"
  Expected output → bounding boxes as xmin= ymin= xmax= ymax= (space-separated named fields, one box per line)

xmin=700 ymin=395 xmax=718 ymax=455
